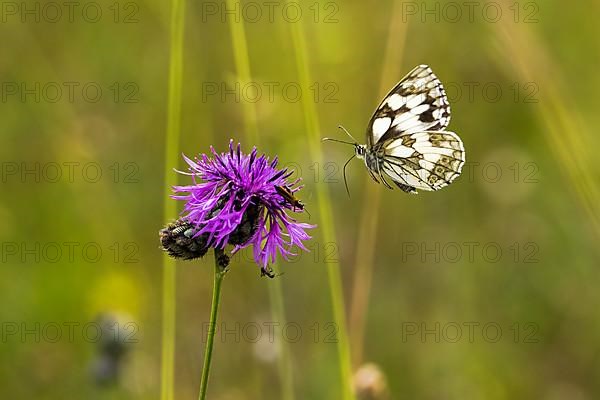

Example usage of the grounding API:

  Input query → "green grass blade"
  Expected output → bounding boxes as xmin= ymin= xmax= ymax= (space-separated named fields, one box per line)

xmin=226 ymin=4 xmax=295 ymax=399
xmin=285 ymin=4 xmax=354 ymax=399
xmin=349 ymin=1 xmax=409 ymax=367
xmin=161 ymin=0 xmax=186 ymax=399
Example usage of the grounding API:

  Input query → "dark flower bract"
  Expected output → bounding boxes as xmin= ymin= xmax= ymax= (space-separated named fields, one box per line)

xmin=172 ymin=140 xmax=314 ymax=271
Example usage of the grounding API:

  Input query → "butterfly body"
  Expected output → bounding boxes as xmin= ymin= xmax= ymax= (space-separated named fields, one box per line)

xmin=354 ymin=144 xmax=385 ymax=185
xmin=326 ymin=65 xmax=465 ymax=194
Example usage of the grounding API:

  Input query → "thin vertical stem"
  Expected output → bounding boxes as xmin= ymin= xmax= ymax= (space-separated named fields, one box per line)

xmin=226 ymin=4 xmax=294 ymax=399
xmin=268 ymin=278 xmax=295 ymax=400
xmin=198 ymin=250 xmax=228 ymax=400
xmin=493 ymin=0 xmax=600 ymax=237
xmin=285 ymin=3 xmax=354 ymax=398
xmin=161 ymin=0 xmax=186 ymax=399
xmin=349 ymin=1 xmax=408 ymax=367
xmin=226 ymin=0 xmax=259 ymax=141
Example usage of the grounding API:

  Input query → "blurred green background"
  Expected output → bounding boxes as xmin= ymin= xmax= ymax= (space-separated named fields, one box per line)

xmin=2 ymin=0 xmax=600 ymax=399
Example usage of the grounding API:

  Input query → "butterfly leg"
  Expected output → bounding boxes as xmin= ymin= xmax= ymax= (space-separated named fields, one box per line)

xmin=378 ymin=169 xmax=394 ymax=189
xmin=367 ymin=168 xmax=381 ymax=185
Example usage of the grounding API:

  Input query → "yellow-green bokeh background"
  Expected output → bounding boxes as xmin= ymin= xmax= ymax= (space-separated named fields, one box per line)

xmin=1 ymin=0 xmax=600 ymax=399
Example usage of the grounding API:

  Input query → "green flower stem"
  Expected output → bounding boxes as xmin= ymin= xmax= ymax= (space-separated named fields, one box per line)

xmin=161 ymin=0 xmax=186 ymax=399
xmin=198 ymin=249 xmax=228 ymax=400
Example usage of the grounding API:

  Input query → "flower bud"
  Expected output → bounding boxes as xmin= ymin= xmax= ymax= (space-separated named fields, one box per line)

xmin=160 ymin=219 xmax=210 ymax=260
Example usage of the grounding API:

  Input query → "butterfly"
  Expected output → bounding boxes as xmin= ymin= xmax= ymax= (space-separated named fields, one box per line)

xmin=323 ymin=64 xmax=465 ymax=194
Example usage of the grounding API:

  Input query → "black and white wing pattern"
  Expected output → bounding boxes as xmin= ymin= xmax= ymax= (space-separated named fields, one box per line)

xmin=366 ymin=64 xmax=451 ymax=146
xmin=365 ymin=65 xmax=465 ymax=192
xmin=381 ymin=131 xmax=465 ymax=192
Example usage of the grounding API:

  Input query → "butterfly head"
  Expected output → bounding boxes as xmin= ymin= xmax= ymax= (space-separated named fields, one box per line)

xmin=354 ymin=144 xmax=367 ymax=160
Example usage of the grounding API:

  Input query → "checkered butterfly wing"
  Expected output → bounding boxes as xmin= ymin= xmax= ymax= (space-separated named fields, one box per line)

xmin=365 ymin=65 xmax=465 ymax=192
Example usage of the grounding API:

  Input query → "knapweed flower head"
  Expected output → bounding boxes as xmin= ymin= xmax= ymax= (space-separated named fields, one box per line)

xmin=171 ymin=140 xmax=314 ymax=272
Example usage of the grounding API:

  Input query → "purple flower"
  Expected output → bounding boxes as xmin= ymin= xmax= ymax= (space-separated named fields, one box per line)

xmin=171 ymin=140 xmax=315 ymax=272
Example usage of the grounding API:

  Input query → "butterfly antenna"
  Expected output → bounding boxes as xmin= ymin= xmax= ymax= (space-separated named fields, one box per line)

xmin=322 ymin=125 xmax=360 ymax=146
xmin=342 ymin=154 xmax=356 ymax=198
xmin=337 ymin=125 xmax=359 ymax=143
xmin=321 ymin=137 xmax=355 ymax=146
